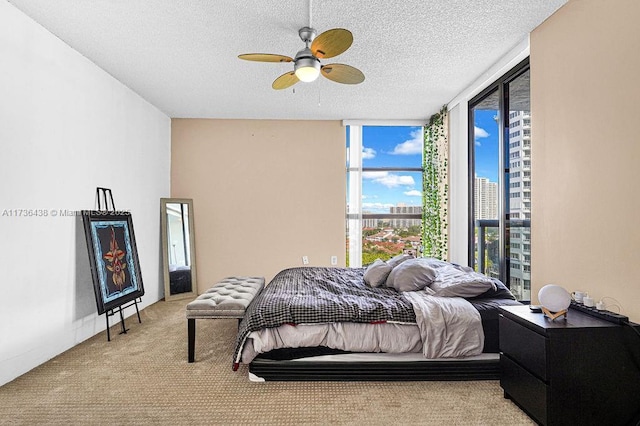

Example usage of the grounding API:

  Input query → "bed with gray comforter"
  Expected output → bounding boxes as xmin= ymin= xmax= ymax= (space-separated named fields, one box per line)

xmin=233 ymin=257 xmax=520 ymax=380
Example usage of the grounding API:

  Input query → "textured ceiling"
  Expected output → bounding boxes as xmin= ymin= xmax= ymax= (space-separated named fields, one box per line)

xmin=7 ymin=0 xmax=566 ymax=120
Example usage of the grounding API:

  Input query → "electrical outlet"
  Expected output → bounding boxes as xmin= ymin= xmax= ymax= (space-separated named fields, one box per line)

xmin=331 ymin=256 xmax=338 ymax=265
xmin=302 ymin=256 xmax=309 ymax=265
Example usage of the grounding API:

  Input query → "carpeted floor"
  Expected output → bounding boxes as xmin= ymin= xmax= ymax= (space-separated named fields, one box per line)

xmin=0 ymin=299 xmax=534 ymax=425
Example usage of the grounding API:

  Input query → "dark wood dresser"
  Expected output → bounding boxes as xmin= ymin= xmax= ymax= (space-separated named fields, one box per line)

xmin=498 ymin=305 xmax=640 ymax=425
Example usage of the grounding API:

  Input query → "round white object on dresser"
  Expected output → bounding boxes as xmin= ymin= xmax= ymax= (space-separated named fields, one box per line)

xmin=538 ymin=284 xmax=571 ymax=313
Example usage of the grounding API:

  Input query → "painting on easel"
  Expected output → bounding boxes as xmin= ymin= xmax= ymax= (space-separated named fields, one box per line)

xmin=82 ymin=211 xmax=145 ymax=315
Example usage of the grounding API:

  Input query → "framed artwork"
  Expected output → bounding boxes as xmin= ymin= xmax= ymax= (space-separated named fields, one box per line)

xmin=82 ymin=211 xmax=145 ymax=315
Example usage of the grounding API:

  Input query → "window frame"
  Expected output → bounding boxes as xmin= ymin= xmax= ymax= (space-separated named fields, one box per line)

xmin=467 ymin=57 xmax=530 ymax=289
xmin=345 ymin=122 xmax=425 ymax=267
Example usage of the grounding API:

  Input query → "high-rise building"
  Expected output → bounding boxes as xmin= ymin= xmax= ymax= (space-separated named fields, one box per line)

xmin=474 ymin=177 xmax=498 ymax=220
xmin=389 ymin=204 xmax=422 ymax=228
xmin=362 ymin=217 xmax=380 ymax=228
xmin=507 ymin=110 xmax=531 ymax=300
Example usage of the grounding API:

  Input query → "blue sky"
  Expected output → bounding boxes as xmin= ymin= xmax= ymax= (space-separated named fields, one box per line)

xmin=348 ymin=126 xmax=423 ymax=213
xmin=348 ymin=119 xmax=498 ymax=213
xmin=473 ymin=109 xmax=500 ymax=182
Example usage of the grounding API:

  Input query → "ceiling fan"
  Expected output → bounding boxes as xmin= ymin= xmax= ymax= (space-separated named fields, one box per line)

xmin=238 ymin=16 xmax=365 ymax=90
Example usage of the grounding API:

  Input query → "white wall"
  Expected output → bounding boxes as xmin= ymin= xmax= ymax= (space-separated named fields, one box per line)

xmin=446 ymin=103 xmax=468 ymax=265
xmin=0 ymin=1 xmax=171 ymax=386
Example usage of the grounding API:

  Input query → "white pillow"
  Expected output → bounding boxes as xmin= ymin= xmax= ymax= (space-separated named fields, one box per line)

xmin=385 ymin=258 xmax=438 ymax=292
xmin=363 ymin=259 xmax=393 ymax=288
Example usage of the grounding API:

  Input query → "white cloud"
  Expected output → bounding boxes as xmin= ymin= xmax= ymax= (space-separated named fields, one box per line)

xmin=474 ymin=126 xmax=489 ymax=147
xmin=363 ymin=202 xmax=395 ymax=211
xmin=363 ymin=171 xmax=415 ymax=188
xmin=475 ymin=126 xmax=489 ymax=138
xmin=362 ymin=147 xmax=376 ymax=159
xmin=404 ymin=190 xmax=422 ymax=197
xmin=362 ymin=171 xmax=388 ymax=179
xmin=391 ymin=129 xmax=422 ymax=155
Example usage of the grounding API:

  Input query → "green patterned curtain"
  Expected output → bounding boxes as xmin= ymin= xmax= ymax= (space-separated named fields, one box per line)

xmin=422 ymin=106 xmax=449 ymax=260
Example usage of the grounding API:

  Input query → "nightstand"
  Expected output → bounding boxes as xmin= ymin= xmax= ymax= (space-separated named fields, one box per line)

xmin=498 ymin=305 xmax=640 ymax=425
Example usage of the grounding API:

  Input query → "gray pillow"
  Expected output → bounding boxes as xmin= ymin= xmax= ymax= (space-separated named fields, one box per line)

xmin=386 ymin=253 xmax=413 ymax=269
xmin=363 ymin=259 xmax=393 ymax=288
xmin=428 ymin=263 xmax=496 ymax=297
xmin=420 ymin=257 xmax=449 ymax=269
xmin=385 ymin=258 xmax=438 ymax=292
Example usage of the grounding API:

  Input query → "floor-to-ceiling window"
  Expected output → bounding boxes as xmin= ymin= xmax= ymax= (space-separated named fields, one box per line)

xmin=346 ymin=125 xmax=424 ymax=267
xmin=469 ymin=59 xmax=531 ymax=300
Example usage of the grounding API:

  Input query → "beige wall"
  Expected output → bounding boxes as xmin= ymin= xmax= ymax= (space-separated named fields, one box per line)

xmin=530 ymin=0 xmax=640 ymax=321
xmin=171 ymin=119 xmax=346 ymax=291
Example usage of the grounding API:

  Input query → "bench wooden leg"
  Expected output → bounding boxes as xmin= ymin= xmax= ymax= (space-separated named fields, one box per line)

xmin=188 ymin=318 xmax=196 ymax=363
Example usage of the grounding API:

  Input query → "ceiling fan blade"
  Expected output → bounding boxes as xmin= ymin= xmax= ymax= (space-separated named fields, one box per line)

xmin=272 ymin=71 xmax=300 ymax=90
xmin=311 ymin=28 xmax=353 ymax=59
xmin=321 ymin=64 xmax=365 ymax=85
xmin=238 ymin=53 xmax=293 ymax=63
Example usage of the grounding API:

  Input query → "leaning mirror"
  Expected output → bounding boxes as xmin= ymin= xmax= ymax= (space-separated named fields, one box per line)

xmin=161 ymin=198 xmax=197 ymax=301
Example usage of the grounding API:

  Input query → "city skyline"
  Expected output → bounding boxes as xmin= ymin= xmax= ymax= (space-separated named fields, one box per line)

xmin=349 ymin=117 xmax=499 ymax=218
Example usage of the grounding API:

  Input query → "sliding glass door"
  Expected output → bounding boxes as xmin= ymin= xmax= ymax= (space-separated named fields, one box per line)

xmin=469 ymin=59 xmax=531 ymax=301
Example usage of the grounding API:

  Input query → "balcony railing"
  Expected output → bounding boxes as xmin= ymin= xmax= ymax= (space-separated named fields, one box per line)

xmin=475 ymin=219 xmax=531 ymax=279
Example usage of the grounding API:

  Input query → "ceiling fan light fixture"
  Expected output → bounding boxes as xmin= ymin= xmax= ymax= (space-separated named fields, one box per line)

xmin=239 ymin=25 xmax=363 ymax=89
xmin=294 ymin=57 xmax=320 ymax=82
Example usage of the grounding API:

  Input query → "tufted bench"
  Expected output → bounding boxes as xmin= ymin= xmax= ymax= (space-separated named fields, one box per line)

xmin=186 ymin=276 xmax=265 ymax=363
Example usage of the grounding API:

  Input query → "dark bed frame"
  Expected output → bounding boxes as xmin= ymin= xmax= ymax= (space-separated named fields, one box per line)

xmin=249 ymin=356 xmax=500 ymax=381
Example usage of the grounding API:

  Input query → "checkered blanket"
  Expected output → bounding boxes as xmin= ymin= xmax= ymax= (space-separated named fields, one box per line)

xmin=232 ymin=267 xmax=416 ymax=368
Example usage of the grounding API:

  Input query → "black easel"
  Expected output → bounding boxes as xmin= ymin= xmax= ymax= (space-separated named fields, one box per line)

xmin=96 ymin=187 xmax=142 ymax=341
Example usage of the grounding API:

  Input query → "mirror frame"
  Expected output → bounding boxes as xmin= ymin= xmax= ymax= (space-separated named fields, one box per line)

xmin=161 ymin=198 xmax=198 ymax=301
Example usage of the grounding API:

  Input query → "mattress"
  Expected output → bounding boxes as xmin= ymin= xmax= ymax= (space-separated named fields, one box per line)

xmin=247 ymin=297 xmax=521 ymax=362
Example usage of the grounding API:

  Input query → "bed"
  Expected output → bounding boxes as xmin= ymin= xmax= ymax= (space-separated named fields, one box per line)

xmin=233 ymin=257 xmax=521 ymax=381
